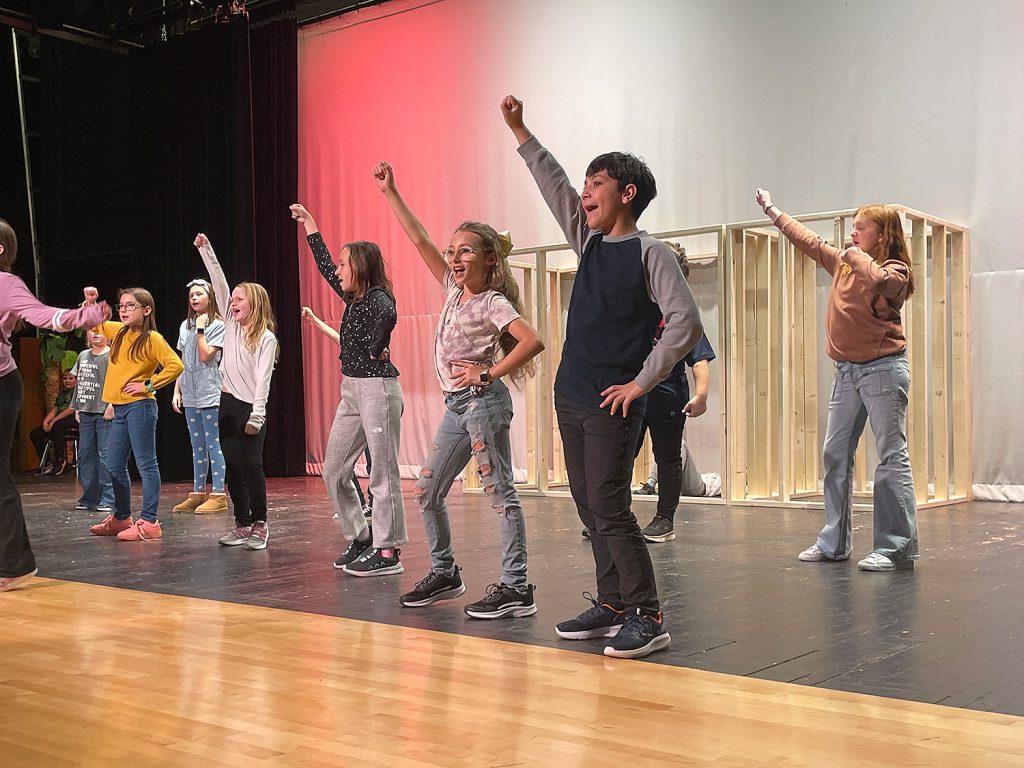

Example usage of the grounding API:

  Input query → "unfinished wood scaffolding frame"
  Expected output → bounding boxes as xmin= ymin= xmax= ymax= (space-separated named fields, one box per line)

xmin=725 ymin=206 xmax=971 ymax=509
xmin=465 ymin=206 xmax=971 ymax=512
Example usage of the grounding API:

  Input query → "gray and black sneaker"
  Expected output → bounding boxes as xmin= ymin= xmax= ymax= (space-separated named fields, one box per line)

xmin=603 ymin=609 xmax=671 ymax=659
xmin=641 ymin=516 xmax=676 ymax=543
xmin=637 ymin=480 xmax=657 ymax=495
xmin=555 ymin=592 xmax=628 ymax=640
xmin=399 ymin=567 xmax=466 ymax=607
xmin=333 ymin=533 xmax=372 ymax=569
xmin=343 ymin=547 xmax=403 ymax=577
xmin=464 ymin=583 xmax=538 ymax=619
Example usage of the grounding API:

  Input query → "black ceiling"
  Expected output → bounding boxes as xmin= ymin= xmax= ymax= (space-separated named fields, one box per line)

xmin=0 ymin=1 xmax=391 ymax=42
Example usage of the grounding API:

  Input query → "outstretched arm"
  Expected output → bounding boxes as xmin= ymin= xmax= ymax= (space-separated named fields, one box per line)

xmin=503 ymin=95 xmax=589 ymax=257
xmin=1 ymin=275 xmax=110 ymax=332
xmin=373 ymin=161 xmax=447 ymax=285
xmin=291 ymin=204 xmax=346 ymax=299
xmin=194 ymin=233 xmax=233 ymax=315
xmin=756 ymin=188 xmax=841 ymax=274
xmin=301 ymin=306 xmax=340 ymax=345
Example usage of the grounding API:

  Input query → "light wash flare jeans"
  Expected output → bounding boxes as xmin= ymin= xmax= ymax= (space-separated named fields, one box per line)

xmin=817 ymin=351 xmax=919 ymax=561
xmin=415 ymin=380 xmax=528 ymax=587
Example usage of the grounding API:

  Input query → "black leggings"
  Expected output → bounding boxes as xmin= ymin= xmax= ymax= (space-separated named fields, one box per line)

xmin=219 ymin=391 xmax=268 ymax=526
xmin=0 ymin=371 xmax=36 ymax=578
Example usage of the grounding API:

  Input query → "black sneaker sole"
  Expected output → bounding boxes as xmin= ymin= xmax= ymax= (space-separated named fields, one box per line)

xmin=342 ymin=562 xmax=404 ymax=577
xmin=603 ymin=632 xmax=671 ymax=659
xmin=400 ymin=583 xmax=466 ymax=607
xmin=465 ymin=603 xmax=538 ymax=620
xmin=555 ymin=623 xmax=623 ymax=640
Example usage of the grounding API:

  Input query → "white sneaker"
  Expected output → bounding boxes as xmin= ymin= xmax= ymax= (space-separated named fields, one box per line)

xmin=857 ymin=552 xmax=914 ymax=571
xmin=701 ymin=472 xmax=722 ymax=497
xmin=798 ymin=543 xmax=828 ymax=561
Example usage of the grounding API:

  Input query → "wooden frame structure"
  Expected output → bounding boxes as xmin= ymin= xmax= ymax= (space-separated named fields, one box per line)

xmin=466 ymin=206 xmax=972 ymax=512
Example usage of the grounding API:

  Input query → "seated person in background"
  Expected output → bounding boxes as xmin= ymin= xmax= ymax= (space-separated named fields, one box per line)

xmin=30 ymin=370 xmax=78 ymax=474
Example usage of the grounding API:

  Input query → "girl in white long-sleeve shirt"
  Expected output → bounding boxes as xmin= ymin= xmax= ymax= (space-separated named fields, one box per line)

xmin=194 ymin=233 xmax=279 ymax=550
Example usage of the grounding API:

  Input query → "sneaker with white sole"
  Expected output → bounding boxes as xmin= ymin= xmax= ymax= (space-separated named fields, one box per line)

xmin=555 ymin=592 xmax=628 ymax=639
xmin=343 ymin=548 xmax=403 ymax=577
xmin=464 ymin=583 xmax=537 ymax=619
xmin=603 ymin=609 xmax=671 ymax=659
xmin=857 ymin=552 xmax=914 ymax=571
xmin=245 ymin=522 xmax=269 ymax=550
xmin=701 ymin=472 xmax=722 ymax=497
xmin=0 ymin=568 xmax=38 ymax=593
xmin=641 ymin=516 xmax=675 ymax=543
xmin=333 ymin=534 xmax=372 ymax=569
xmin=798 ymin=543 xmax=849 ymax=562
xmin=219 ymin=525 xmax=252 ymax=546
xmin=399 ymin=567 xmax=466 ymax=607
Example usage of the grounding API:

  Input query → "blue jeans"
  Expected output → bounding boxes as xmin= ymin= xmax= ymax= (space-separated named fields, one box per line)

xmin=77 ymin=412 xmax=114 ymax=508
xmin=103 ymin=399 xmax=161 ymax=523
xmin=415 ymin=381 xmax=528 ymax=587
xmin=818 ymin=351 xmax=919 ymax=560
xmin=185 ymin=406 xmax=225 ymax=493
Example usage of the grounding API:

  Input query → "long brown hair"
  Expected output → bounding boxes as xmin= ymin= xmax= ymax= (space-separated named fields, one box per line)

xmin=454 ymin=221 xmax=534 ymax=383
xmin=343 ymin=241 xmax=395 ymax=303
xmin=854 ymin=204 xmax=915 ymax=298
xmin=0 ymin=218 xmax=17 ymax=272
xmin=110 ymin=288 xmax=158 ymax=364
xmin=236 ymin=281 xmax=279 ymax=358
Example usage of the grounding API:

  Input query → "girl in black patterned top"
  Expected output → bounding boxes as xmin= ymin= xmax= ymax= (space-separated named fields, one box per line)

xmin=291 ymin=203 xmax=406 ymax=577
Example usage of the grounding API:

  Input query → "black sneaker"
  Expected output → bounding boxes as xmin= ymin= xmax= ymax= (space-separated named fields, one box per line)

xmin=581 ymin=528 xmax=591 ymax=539
xmin=464 ymin=583 xmax=538 ymax=619
xmin=399 ymin=567 xmax=466 ymax=607
xmin=637 ymin=480 xmax=657 ymax=495
xmin=343 ymin=547 xmax=404 ymax=577
xmin=555 ymin=592 xmax=628 ymax=640
xmin=333 ymin=533 xmax=372 ymax=569
xmin=603 ymin=609 xmax=671 ymax=659
xmin=641 ymin=516 xmax=676 ymax=543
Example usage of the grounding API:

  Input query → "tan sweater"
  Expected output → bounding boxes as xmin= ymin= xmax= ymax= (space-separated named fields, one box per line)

xmin=772 ymin=211 xmax=910 ymax=363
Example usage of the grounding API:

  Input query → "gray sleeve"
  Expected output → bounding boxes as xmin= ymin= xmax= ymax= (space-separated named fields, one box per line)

xmin=517 ymin=135 xmax=591 ymax=258
xmin=634 ymin=236 xmax=703 ymax=393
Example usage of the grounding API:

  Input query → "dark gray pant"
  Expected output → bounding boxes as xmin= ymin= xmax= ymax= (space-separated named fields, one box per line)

xmin=556 ymin=393 xmax=659 ymax=613
xmin=0 ymin=371 xmax=35 ymax=578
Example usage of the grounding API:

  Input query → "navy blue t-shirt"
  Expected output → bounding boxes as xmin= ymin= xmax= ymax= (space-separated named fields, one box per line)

xmin=646 ymin=329 xmax=716 ymax=415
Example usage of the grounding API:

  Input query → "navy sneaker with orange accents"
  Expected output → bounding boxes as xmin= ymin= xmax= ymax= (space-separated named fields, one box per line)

xmin=603 ymin=609 xmax=671 ymax=659
xmin=555 ymin=592 xmax=627 ymax=640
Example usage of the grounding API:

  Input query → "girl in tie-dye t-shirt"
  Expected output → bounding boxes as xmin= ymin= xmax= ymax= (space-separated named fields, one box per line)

xmin=374 ymin=160 xmax=545 ymax=620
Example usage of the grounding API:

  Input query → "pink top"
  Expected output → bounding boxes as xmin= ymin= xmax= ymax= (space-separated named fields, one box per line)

xmin=0 ymin=272 xmax=107 ymax=377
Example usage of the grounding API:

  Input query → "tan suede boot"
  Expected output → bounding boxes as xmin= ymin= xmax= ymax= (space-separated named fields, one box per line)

xmin=172 ymin=492 xmax=207 ymax=513
xmin=194 ymin=492 xmax=228 ymax=514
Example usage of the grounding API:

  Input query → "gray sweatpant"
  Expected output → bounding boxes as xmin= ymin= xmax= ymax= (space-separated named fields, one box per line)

xmin=323 ymin=376 xmax=406 ymax=548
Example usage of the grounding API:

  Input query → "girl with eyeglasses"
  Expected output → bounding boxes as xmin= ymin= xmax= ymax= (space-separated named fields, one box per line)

xmin=291 ymin=203 xmax=406 ymax=577
xmin=170 ymin=278 xmax=228 ymax=515
xmin=374 ymin=161 xmax=545 ymax=620
xmin=194 ymin=233 xmax=279 ymax=551
xmin=85 ymin=286 xmax=184 ymax=542
xmin=0 ymin=219 xmax=111 ymax=592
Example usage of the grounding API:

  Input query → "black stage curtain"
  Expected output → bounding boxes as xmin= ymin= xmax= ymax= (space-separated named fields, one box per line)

xmin=129 ymin=15 xmax=305 ymax=479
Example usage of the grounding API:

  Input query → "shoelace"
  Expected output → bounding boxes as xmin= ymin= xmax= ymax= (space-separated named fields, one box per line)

xmin=479 ymin=583 xmax=509 ymax=604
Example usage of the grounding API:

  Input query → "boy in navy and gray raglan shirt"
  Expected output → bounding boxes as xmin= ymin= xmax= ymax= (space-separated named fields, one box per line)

xmin=502 ymin=95 xmax=702 ymax=659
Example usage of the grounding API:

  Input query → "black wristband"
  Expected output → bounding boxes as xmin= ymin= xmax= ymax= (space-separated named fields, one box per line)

xmin=196 ymin=326 xmax=205 ymax=334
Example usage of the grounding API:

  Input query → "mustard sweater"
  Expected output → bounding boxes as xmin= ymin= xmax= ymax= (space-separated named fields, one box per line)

xmin=95 ymin=321 xmax=184 ymax=405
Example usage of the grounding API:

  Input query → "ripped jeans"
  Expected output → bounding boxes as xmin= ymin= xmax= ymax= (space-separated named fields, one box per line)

xmin=415 ymin=380 xmax=527 ymax=587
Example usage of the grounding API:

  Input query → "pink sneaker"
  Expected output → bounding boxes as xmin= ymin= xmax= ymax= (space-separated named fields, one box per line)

xmin=0 ymin=568 xmax=38 ymax=593
xmin=90 ymin=515 xmax=133 ymax=536
xmin=116 ymin=519 xmax=163 ymax=541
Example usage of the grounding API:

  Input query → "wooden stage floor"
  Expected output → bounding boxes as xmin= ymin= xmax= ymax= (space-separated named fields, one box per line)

xmin=3 ymin=474 xmax=1023 ymax=766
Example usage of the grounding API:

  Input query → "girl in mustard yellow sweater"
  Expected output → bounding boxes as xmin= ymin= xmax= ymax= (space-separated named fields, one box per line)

xmin=85 ymin=287 xmax=183 ymax=541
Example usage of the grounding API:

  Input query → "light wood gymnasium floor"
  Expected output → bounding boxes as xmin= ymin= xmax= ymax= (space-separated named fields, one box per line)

xmin=3 ymin=476 xmax=1024 ymax=766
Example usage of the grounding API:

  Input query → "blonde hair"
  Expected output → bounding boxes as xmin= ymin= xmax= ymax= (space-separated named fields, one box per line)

xmin=455 ymin=221 xmax=534 ymax=383
xmin=110 ymin=288 xmax=158 ymax=364
xmin=854 ymin=204 xmax=915 ymax=298
xmin=236 ymin=282 xmax=279 ymax=357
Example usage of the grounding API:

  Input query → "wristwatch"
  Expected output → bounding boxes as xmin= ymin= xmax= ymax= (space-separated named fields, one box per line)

xmin=196 ymin=326 xmax=205 ymax=334
xmin=479 ymin=369 xmax=491 ymax=384
xmin=144 ymin=378 xmax=155 ymax=394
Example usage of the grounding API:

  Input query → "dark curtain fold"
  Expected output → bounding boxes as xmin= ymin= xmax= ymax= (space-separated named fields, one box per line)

xmin=130 ymin=16 xmax=304 ymax=479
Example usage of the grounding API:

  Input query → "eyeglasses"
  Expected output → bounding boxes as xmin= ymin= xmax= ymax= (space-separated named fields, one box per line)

xmin=441 ymin=246 xmax=479 ymax=260
xmin=115 ymin=302 xmax=140 ymax=312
